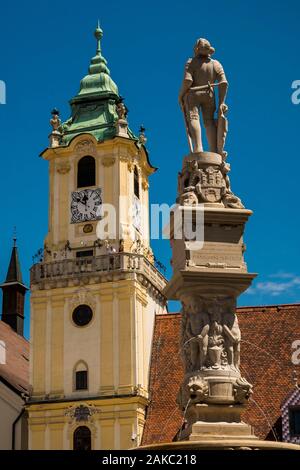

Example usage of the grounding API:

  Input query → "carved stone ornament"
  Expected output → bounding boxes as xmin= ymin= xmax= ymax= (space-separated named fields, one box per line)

xmin=223 ymin=192 xmax=244 ymax=209
xmin=69 ymin=287 xmax=96 ymax=311
xmin=101 ymin=156 xmax=116 ymax=167
xmin=56 ymin=162 xmax=71 ymax=174
xmin=188 ymin=376 xmax=209 ymax=403
xmin=177 ymin=376 xmax=209 ymax=410
xmin=142 ymin=178 xmax=149 ymax=190
xmin=180 ymin=187 xmax=198 ymax=206
xmin=127 ymin=160 xmax=135 ymax=172
xmin=233 ymin=377 xmax=253 ymax=404
xmin=195 ymin=166 xmax=224 ymax=203
xmin=75 ymin=140 xmax=96 ymax=157
xmin=65 ymin=404 xmax=99 ymax=422
xmin=178 ymin=157 xmax=244 ymax=208
xmin=181 ymin=296 xmax=241 ymax=373
xmin=119 ymin=154 xmax=129 ymax=163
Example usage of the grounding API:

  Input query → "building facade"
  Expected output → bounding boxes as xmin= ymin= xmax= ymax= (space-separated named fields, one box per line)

xmin=27 ymin=25 xmax=166 ymax=450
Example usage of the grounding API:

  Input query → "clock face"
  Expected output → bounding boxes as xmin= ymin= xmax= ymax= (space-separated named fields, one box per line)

xmin=71 ymin=188 xmax=102 ymax=223
xmin=133 ymin=195 xmax=141 ymax=232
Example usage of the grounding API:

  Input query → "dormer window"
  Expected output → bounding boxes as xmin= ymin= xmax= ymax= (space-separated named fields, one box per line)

xmin=289 ymin=407 xmax=300 ymax=437
xmin=77 ymin=156 xmax=95 ymax=188
xmin=281 ymin=388 xmax=300 ymax=443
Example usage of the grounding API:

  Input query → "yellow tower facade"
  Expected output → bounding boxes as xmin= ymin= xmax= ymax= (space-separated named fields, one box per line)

xmin=27 ymin=25 xmax=166 ymax=450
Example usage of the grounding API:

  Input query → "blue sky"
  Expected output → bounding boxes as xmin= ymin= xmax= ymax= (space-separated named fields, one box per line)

xmin=1 ymin=0 xmax=300 ymax=338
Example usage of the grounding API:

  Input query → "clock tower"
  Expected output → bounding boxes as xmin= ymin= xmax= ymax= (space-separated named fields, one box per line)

xmin=27 ymin=24 xmax=166 ymax=450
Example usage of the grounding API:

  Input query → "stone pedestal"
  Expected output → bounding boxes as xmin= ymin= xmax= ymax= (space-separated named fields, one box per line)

xmin=115 ymin=118 xmax=129 ymax=138
xmin=48 ymin=130 xmax=62 ymax=148
xmin=189 ymin=418 xmax=255 ymax=442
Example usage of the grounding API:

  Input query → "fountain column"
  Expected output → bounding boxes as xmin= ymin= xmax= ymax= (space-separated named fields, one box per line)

xmin=137 ymin=37 xmax=300 ymax=451
xmin=164 ymin=148 xmax=257 ymax=442
xmin=161 ymin=37 xmax=260 ymax=444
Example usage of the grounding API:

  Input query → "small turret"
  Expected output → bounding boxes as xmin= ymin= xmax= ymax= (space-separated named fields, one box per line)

xmin=0 ymin=237 xmax=27 ymax=336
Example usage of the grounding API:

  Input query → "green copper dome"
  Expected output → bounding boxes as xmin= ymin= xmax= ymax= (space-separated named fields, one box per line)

xmin=60 ymin=23 xmax=136 ymax=144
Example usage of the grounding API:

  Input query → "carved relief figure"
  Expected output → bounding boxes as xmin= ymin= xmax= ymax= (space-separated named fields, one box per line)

xmin=222 ymin=299 xmax=241 ymax=370
xmin=178 ymin=159 xmax=198 ymax=195
xmin=207 ymin=300 xmax=224 ymax=368
xmin=179 ymin=38 xmax=228 ymax=156
xmin=180 ymin=188 xmax=198 ymax=206
xmin=184 ymin=298 xmax=210 ymax=370
xmin=223 ymin=192 xmax=244 ymax=209
xmin=221 ymin=162 xmax=244 ymax=209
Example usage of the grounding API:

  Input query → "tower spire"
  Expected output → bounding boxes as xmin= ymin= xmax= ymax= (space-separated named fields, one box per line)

xmin=13 ymin=225 xmax=17 ymax=247
xmin=88 ymin=22 xmax=110 ymax=75
xmin=59 ymin=23 xmax=125 ymax=144
xmin=4 ymin=236 xmax=23 ymax=284
xmin=1 ymin=237 xmax=27 ymax=336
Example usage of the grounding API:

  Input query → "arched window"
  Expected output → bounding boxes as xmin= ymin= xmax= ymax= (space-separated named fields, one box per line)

xmin=74 ymin=361 xmax=88 ymax=391
xmin=77 ymin=156 xmax=95 ymax=188
xmin=134 ymin=166 xmax=140 ymax=199
xmin=73 ymin=426 xmax=91 ymax=450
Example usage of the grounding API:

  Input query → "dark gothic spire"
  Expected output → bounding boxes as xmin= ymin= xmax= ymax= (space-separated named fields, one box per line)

xmin=4 ymin=236 xmax=23 ymax=285
xmin=1 ymin=237 xmax=27 ymax=336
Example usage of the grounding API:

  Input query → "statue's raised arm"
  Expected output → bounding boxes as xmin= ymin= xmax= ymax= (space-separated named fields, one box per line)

xmin=179 ymin=38 xmax=228 ymax=157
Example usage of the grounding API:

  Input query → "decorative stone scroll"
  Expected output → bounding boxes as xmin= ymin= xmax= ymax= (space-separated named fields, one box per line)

xmin=75 ymin=139 xmax=97 ymax=157
xmin=65 ymin=404 xmax=99 ymax=422
xmin=101 ymin=156 xmax=116 ymax=167
xmin=69 ymin=287 xmax=96 ymax=312
xmin=56 ymin=162 xmax=71 ymax=174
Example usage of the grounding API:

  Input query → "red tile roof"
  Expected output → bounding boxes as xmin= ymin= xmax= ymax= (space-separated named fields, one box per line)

xmin=0 ymin=320 xmax=29 ymax=394
xmin=142 ymin=304 xmax=300 ymax=445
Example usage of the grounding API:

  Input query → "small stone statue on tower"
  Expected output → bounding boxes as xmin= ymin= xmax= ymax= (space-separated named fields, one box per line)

xmin=115 ymin=97 xmax=129 ymax=138
xmin=179 ymin=38 xmax=228 ymax=158
xmin=50 ymin=108 xmax=61 ymax=131
xmin=49 ymin=108 xmax=62 ymax=148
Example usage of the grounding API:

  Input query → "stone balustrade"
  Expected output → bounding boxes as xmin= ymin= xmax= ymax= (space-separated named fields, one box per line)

xmin=30 ymin=252 xmax=167 ymax=293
